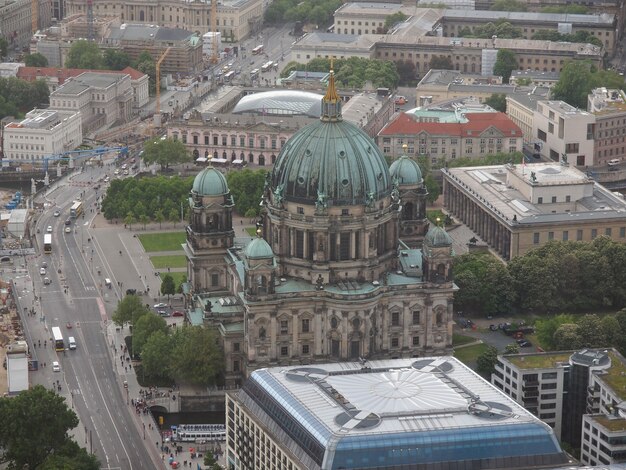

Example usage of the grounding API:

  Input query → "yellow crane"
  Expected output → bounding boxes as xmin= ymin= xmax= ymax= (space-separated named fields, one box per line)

xmin=154 ymin=47 xmax=171 ymax=128
xmin=31 ymin=0 xmax=38 ymax=33
xmin=210 ymin=0 xmax=218 ymax=65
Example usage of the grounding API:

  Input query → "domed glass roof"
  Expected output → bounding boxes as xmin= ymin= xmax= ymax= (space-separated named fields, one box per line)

xmin=245 ymin=237 xmax=274 ymax=259
xmin=390 ymin=155 xmax=423 ymax=186
xmin=232 ymin=90 xmax=322 ymax=117
xmin=425 ymin=225 xmax=453 ymax=247
xmin=192 ymin=167 xmax=229 ymax=197
xmin=270 ymin=69 xmax=391 ymax=206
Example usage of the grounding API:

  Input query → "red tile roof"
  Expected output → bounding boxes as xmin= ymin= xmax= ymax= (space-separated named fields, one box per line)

xmin=379 ymin=112 xmax=522 ymax=137
xmin=17 ymin=66 xmax=146 ymax=84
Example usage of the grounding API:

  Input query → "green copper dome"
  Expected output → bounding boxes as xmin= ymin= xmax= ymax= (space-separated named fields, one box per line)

xmin=390 ymin=155 xmax=423 ymax=185
xmin=192 ymin=167 xmax=229 ymax=197
xmin=425 ymin=225 xmax=453 ymax=247
xmin=270 ymin=68 xmax=391 ymax=206
xmin=245 ymin=237 xmax=274 ymax=259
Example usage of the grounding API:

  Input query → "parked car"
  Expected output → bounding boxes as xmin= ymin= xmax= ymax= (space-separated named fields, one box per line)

xmin=518 ymin=340 xmax=532 ymax=348
xmin=172 ymin=310 xmax=184 ymax=317
xmin=158 ymin=310 xmax=171 ymax=317
xmin=154 ymin=302 xmax=167 ymax=309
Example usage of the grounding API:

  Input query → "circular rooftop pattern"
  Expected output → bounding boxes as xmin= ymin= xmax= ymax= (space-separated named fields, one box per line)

xmin=232 ymin=90 xmax=323 ymax=117
xmin=271 ymin=119 xmax=391 ymax=206
xmin=326 ymin=369 xmax=466 ymax=414
xmin=412 ymin=359 xmax=454 ymax=373
xmin=284 ymin=367 xmax=329 ymax=383
xmin=245 ymin=237 xmax=274 ymax=260
xmin=389 ymin=155 xmax=423 ymax=186
xmin=424 ymin=225 xmax=453 ymax=247
xmin=335 ymin=409 xmax=381 ymax=430
xmin=192 ymin=166 xmax=229 ymax=197
xmin=468 ymin=401 xmax=514 ymax=421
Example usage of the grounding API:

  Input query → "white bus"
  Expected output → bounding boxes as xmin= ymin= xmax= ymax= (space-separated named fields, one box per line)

xmin=252 ymin=44 xmax=264 ymax=55
xmin=224 ymin=70 xmax=235 ymax=82
xmin=250 ymin=68 xmax=259 ymax=79
xmin=261 ymin=61 xmax=273 ymax=72
xmin=43 ymin=233 xmax=52 ymax=254
xmin=52 ymin=326 xmax=64 ymax=351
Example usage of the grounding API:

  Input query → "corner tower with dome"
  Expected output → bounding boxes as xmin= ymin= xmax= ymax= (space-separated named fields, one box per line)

xmin=183 ymin=69 xmax=456 ymax=387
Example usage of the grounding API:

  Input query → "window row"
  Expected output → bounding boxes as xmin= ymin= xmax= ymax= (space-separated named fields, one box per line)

xmin=533 ymin=228 xmax=626 ymax=244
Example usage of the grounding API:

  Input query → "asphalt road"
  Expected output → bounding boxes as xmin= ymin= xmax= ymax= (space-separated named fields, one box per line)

xmin=22 ymin=158 xmax=160 ymax=470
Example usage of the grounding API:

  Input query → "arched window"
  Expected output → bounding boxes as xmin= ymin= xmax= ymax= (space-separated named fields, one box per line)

xmin=271 ymin=154 xmax=276 ymax=164
xmin=259 ymin=155 xmax=265 ymax=166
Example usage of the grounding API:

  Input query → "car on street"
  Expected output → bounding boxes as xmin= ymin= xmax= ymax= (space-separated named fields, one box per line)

xmin=46 ymin=225 xmax=52 ymax=233
xmin=114 ymin=169 xmax=120 ymax=175
xmin=52 ymin=361 xmax=60 ymax=372
xmin=154 ymin=302 xmax=167 ymax=309
xmin=65 ymin=219 xmax=71 ymax=226
xmin=39 ymin=267 xmax=46 ymax=275
xmin=41 ymin=261 xmax=47 ymax=268
xmin=53 ymin=210 xmax=61 ymax=217
xmin=43 ymin=277 xmax=51 ymax=285
xmin=64 ymin=226 xmax=71 ymax=233
xmin=158 ymin=310 xmax=171 ymax=317
xmin=123 ymin=170 xmax=129 ymax=175
xmin=517 ymin=339 xmax=532 ymax=348
xmin=172 ymin=310 xmax=184 ymax=317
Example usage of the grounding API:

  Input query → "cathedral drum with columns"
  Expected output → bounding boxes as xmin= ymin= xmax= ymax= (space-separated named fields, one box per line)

xmin=183 ymin=69 xmax=457 ymax=386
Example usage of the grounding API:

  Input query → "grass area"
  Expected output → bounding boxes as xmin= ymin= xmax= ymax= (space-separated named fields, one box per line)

xmin=161 ymin=271 xmax=186 ymax=287
xmin=137 ymin=232 xmax=185 ymax=252
xmin=506 ymin=352 xmax=571 ymax=369
xmin=245 ymin=227 xmax=257 ymax=236
xmin=604 ymin=352 xmax=626 ymax=400
xmin=592 ymin=415 xmax=626 ymax=432
xmin=453 ymin=343 xmax=489 ymax=366
xmin=453 ymin=333 xmax=477 ymax=346
xmin=150 ymin=255 xmax=187 ymax=269
xmin=426 ymin=209 xmax=446 ymax=225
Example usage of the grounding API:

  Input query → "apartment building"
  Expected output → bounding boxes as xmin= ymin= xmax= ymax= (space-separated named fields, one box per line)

xmin=442 ymin=162 xmax=626 ymax=259
xmin=533 ymin=100 xmax=596 ymax=166
xmin=494 ymin=348 xmax=626 ymax=465
xmin=378 ymin=109 xmax=523 ymax=161
xmin=587 ymin=88 xmax=626 ymax=167
xmin=64 ymin=0 xmax=264 ymax=42
xmin=2 ymin=109 xmax=82 ymax=162
xmin=49 ymin=72 xmax=133 ymax=134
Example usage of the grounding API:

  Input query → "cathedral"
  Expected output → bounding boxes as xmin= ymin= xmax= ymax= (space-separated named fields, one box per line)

xmin=183 ymin=71 xmax=456 ymax=386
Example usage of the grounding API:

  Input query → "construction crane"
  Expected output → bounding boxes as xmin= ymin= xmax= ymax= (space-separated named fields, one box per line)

xmin=210 ymin=0 xmax=218 ymax=64
xmin=154 ymin=47 xmax=172 ymax=128
xmin=31 ymin=0 xmax=38 ymax=33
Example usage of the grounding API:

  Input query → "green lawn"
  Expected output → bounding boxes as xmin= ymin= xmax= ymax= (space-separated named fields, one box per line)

xmin=160 ymin=271 xmax=187 ymax=287
xmin=150 ymin=255 xmax=187 ymax=269
xmin=453 ymin=333 xmax=477 ymax=346
xmin=138 ymin=232 xmax=186 ymax=252
xmin=245 ymin=227 xmax=257 ymax=236
xmin=454 ymin=343 xmax=489 ymax=366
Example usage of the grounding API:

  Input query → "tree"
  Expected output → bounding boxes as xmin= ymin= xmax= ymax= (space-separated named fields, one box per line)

xmin=553 ymin=323 xmax=581 ymax=350
xmin=396 ymin=60 xmax=417 ymax=85
xmin=103 ymin=49 xmax=131 ymax=70
xmin=142 ymin=138 xmax=191 ymax=171
xmin=534 ymin=314 xmax=576 ymax=350
xmin=551 ymin=60 xmax=594 ymax=109
xmin=141 ymin=330 xmax=174 ymax=379
xmin=490 ymin=0 xmax=527 ymax=11
xmin=476 ymin=346 xmax=499 ymax=378
xmin=0 ymin=385 xmax=98 ymax=469
xmin=132 ymin=312 xmax=168 ymax=356
xmin=65 ymin=40 xmax=104 ymax=69
xmin=124 ymin=212 xmax=136 ymax=230
xmin=226 ymin=169 xmax=267 ymax=216
xmin=493 ymin=49 xmax=517 ymax=83
xmin=384 ymin=12 xmax=408 ymax=31
xmin=155 ymin=209 xmax=165 ymax=229
xmin=37 ymin=440 xmax=100 ymax=470
xmin=429 ymin=55 xmax=453 ymax=70
xmin=176 ymin=274 xmax=188 ymax=294
xmin=170 ymin=326 xmax=224 ymax=386
xmin=204 ymin=452 xmax=222 ymax=469
xmin=504 ymin=343 xmax=520 ymax=354
xmin=112 ymin=294 xmax=150 ymax=326
xmin=484 ymin=93 xmax=507 ymax=112
xmin=161 ymin=274 xmax=176 ymax=299
xmin=453 ymin=253 xmax=516 ymax=316
xmin=24 ymin=53 xmax=49 ymax=67
xmin=139 ymin=214 xmax=150 ymax=230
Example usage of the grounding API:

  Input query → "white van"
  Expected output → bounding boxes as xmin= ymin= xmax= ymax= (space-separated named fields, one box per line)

xmin=104 ymin=278 xmax=112 ymax=288
xmin=608 ymin=158 xmax=621 ymax=166
xmin=68 ymin=337 xmax=76 ymax=350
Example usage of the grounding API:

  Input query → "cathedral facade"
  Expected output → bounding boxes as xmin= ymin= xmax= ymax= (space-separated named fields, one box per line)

xmin=183 ymin=72 xmax=456 ymax=386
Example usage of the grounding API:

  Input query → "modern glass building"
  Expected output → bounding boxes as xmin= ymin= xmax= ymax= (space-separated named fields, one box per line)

xmin=226 ymin=357 xmax=569 ymax=469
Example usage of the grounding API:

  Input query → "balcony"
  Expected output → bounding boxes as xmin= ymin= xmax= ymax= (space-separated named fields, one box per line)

xmin=524 ymin=399 xmax=539 ymax=407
